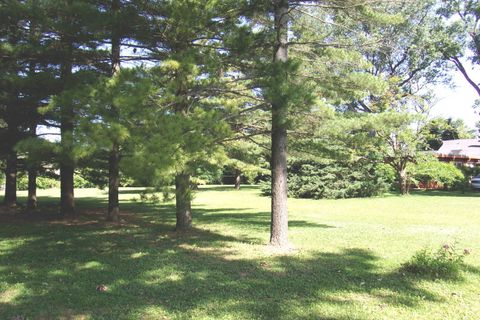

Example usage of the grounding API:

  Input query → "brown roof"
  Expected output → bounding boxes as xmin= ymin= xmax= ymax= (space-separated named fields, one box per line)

xmin=436 ymin=139 xmax=480 ymax=160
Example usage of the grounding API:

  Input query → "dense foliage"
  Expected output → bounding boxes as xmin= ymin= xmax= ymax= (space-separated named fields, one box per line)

xmin=1 ymin=0 xmax=478 ymax=246
xmin=261 ymin=157 xmax=390 ymax=199
xmin=410 ymin=156 xmax=465 ymax=190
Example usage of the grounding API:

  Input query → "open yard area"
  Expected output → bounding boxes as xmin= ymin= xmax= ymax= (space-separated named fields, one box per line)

xmin=0 ymin=187 xmax=479 ymax=319
xmin=4 ymin=1 xmax=480 ymax=318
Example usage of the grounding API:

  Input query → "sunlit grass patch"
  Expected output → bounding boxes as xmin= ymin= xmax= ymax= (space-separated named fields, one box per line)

xmin=0 ymin=187 xmax=478 ymax=319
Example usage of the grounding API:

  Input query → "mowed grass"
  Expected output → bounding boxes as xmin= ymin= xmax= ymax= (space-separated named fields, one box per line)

xmin=0 ymin=186 xmax=479 ymax=320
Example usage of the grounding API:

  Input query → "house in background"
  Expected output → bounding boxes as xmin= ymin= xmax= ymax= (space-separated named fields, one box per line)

xmin=435 ymin=139 xmax=480 ymax=166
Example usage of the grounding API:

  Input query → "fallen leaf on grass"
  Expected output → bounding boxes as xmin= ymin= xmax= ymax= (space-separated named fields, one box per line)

xmin=96 ymin=284 xmax=108 ymax=292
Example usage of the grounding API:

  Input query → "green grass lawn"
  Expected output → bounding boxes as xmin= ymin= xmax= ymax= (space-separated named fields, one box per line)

xmin=0 ymin=186 xmax=479 ymax=319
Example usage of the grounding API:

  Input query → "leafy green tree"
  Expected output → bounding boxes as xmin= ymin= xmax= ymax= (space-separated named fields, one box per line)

xmin=423 ymin=117 xmax=475 ymax=150
xmin=224 ymin=140 xmax=268 ymax=190
xmin=338 ymin=0 xmax=449 ymax=114
xmin=231 ymin=0 xmax=396 ymax=247
xmin=297 ymin=109 xmax=430 ymax=196
xmin=369 ymin=111 xmax=427 ymax=195
xmin=438 ymin=0 xmax=480 ymax=129
xmin=410 ymin=154 xmax=464 ymax=189
xmin=307 ymin=0 xmax=455 ymax=195
xmin=439 ymin=0 xmax=480 ymax=97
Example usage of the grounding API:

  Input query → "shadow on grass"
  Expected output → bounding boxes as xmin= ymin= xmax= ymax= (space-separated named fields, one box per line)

xmin=196 ymin=185 xmax=260 ymax=192
xmin=114 ymin=185 xmax=259 ymax=195
xmin=0 ymin=204 xmax=462 ymax=320
xmin=398 ymin=258 xmax=480 ymax=282
xmin=193 ymin=207 xmax=335 ymax=230
xmin=117 ymin=188 xmax=151 ymax=195
xmin=2 ymin=191 xmax=478 ymax=319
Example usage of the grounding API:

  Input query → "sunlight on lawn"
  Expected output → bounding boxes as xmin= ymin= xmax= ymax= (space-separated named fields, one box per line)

xmin=0 ymin=187 xmax=479 ymax=319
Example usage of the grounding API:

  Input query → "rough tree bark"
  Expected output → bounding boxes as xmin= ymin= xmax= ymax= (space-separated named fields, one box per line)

xmin=4 ymin=151 xmax=17 ymax=207
xmin=60 ymin=34 xmax=75 ymax=216
xmin=175 ymin=173 xmax=192 ymax=231
xmin=107 ymin=143 xmax=120 ymax=221
xmin=26 ymin=28 xmax=39 ymax=211
xmin=107 ymin=0 xmax=121 ymax=222
xmin=234 ymin=169 xmax=241 ymax=190
xmin=60 ymin=122 xmax=75 ymax=215
xmin=27 ymin=120 xmax=38 ymax=210
xmin=269 ymin=0 xmax=290 ymax=248
xmin=397 ymin=166 xmax=409 ymax=195
xmin=27 ymin=167 xmax=37 ymax=210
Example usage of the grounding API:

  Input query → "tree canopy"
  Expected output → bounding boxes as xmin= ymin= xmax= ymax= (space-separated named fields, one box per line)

xmin=1 ymin=0 xmax=478 ymax=249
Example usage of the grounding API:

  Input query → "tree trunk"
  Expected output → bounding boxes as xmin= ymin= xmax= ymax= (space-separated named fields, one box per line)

xmin=27 ymin=168 xmax=37 ymax=210
xmin=107 ymin=0 xmax=121 ymax=221
xmin=60 ymin=35 xmax=75 ymax=216
xmin=175 ymin=173 xmax=192 ymax=231
xmin=270 ymin=0 xmax=290 ymax=248
xmin=27 ymin=123 xmax=38 ymax=211
xmin=234 ymin=169 xmax=241 ymax=190
xmin=60 ymin=158 xmax=75 ymax=215
xmin=398 ymin=167 xmax=409 ymax=195
xmin=4 ymin=151 xmax=17 ymax=207
xmin=107 ymin=143 xmax=120 ymax=221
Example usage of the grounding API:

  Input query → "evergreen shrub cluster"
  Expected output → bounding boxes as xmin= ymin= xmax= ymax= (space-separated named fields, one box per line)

xmin=261 ymin=157 xmax=390 ymax=199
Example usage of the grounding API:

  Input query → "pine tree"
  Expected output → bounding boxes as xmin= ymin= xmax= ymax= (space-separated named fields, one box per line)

xmin=119 ymin=0 xmax=236 ymax=231
xmin=107 ymin=0 xmax=122 ymax=221
xmin=228 ymin=0 xmax=393 ymax=248
xmin=0 ymin=0 xmax=48 ymax=207
xmin=38 ymin=0 xmax=110 ymax=215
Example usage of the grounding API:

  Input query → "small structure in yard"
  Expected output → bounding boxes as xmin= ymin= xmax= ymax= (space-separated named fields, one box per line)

xmin=435 ymin=139 xmax=480 ymax=167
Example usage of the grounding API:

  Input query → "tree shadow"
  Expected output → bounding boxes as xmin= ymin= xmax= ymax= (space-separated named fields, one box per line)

xmin=117 ymin=188 xmax=151 ymax=195
xmin=0 ymin=209 xmax=466 ymax=320
xmin=193 ymin=207 xmax=335 ymax=230
xmin=196 ymin=185 xmax=260 ymax=192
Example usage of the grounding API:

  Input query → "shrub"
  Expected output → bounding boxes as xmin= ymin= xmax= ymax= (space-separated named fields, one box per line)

xmin=17 ymin=172 xmax=99 ymax=190
xmin=196 ymin=165 xmax=223 ymax=185
xmin=74 ymin=174 xmax=96 ymax=188
xmin=411 ymin=157 xmax=465 ymax=190
xmin=17 ymin=175 xmax=28 ymax=191
xmin=401 ymin=243 xmax=471 ymax=279
xmin=261 ymin=157 xmax=390 ymax=199
xmin=78 ymin=167 xmax=108 ymax=189
xmin=17 ymin=175 xmax=60 ymax=190
xmin=36 ymin=176 xmax=60 ymax=189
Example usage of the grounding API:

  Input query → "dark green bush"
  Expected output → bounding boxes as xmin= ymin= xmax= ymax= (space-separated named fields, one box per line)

xmin=410 ymin=157 xmax=465 ymax=190
xmin=37 ymin=176 xmax=60 ymax=189
xmin=74 ymin=174 xmax=97 ymax=188
xmin=261 ymin=157 xmax=390 ymax=199
xmin=17 ymin=173 xmax=98 ymax=190
xmin=17 ymin=175 xmax=60 ymax=190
